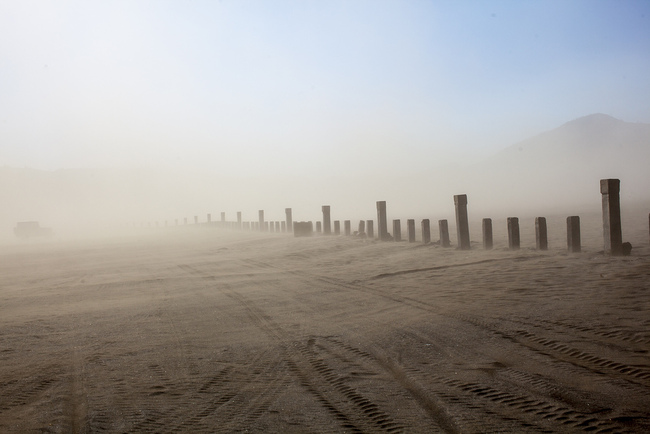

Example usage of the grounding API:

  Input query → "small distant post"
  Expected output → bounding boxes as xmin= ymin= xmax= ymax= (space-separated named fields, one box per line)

xmin=285 ymin=208 xmax=293 ymax=234
xmin=316 ymin=221 xmax=322 ymax=233
xmin=535 ymin=217 xmax=548 ymax=251
xmin=482 ymin=218 xmax=493 ymax=250
xmin=507 ymin=217 xmax=520 ymax=250
xmin=438 ymin=219 xmax=450 ymax=247
xmin=275 ymin=221 xmax=280 ymax=232
xmin=393 ymin=220 xmax=402 ymax=242
xmin=567 ymin=216 xmax=581 ymax=253
xmin=344 ymin=220 xmax=351 ymax=236
xmin=376 ymin=201 xmax=388 ymax=241
xmin=600 ymin=179 xmax=623 ymax=256
xmin=366 ymin=220 xmax=374 ymax=239
xmin=358 ymin=220 xmax=366 ymax=235
xmin=184 ymin=218 xmax=188 ymax=225
xmin=322 ymin=205 xmax=331 ymax=235
xmin=194 ymin=216 xmax=198 ymax=225
xmin=421 ymin=219 xmax=431 ymax=244
xmin=259 ymin=210 xmax=265 ymax=232
xmin=270 ymin=222 xmax=275 ymax=233
xmin=454 ymin=194 xmax=470 ymax=250
xmin=281 ymin=221 xmax=286 ymax=232
xmin=407 ymin=219 xmax=416 ymax=243
xmin=334 ymin=220 xmax=340 ymax=235
xmin=207 ymin=214 xmax=212 ymax=224
xmin=237 ymin=212 xmax=242 ymax=229
xmin=221 ymin=212 xmax=226 ymax=224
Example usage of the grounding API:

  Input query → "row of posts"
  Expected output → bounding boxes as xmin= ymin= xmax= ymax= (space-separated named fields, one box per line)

xmin=139 ymin=179 xmax=629 ymax=256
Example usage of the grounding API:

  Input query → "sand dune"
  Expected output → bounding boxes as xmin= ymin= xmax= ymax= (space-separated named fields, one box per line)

xmin=1 ymin=211 xmax=649 ymax=432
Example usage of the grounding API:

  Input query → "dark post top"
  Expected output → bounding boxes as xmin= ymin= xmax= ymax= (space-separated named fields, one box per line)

xmin=454 ymin=194 xmax=468 ymax=206
xmin=600 ymin=179 xmax=620 ymax=194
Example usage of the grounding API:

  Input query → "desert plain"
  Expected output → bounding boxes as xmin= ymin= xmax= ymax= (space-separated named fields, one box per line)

xmin=1 ymin=210 xmax=649 ymax=433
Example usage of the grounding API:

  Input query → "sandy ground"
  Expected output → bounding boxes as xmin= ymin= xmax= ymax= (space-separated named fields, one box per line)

xmin=1 ymin=213 xmax=649 ymax=433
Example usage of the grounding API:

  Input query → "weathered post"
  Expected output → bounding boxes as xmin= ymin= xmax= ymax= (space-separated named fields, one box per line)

xmin=535 ymin=217 xmax=548 ymax=251
xmin=322 ymin=205 xmax=331 ymax=235
xmin=438 ymin=219 xmax=450 ymax=247
xmin=376 ymin=201 xmax=388 ymax=241
xmin=265 ymin=222 xmax=269 ymax=232
xmin=294 ymin=221 xmax=313 ymax=237
xmin=184 ymin=217 xmax=188 ymax=225
xmin=366 ymin=220 xmax=374 ymax=239
xmin=507 ymin=217 xmax=520 ymax=250
xmin=237 ymin=212 xmax=242 ymax=229
xmin=344 ymin=220 xmax=351 ymax=236
xmin=194 ymin=216 xmax=198 ymax=225
xmin=421 ymin=219 xmax=431 ymax=244
xmin=259 ymin=210 xmax=265 ymax=232
xmin=393 ymin=220 xmax=401 ymax=242
xmin=334 ymin=220 xmax=341 ymax=235
xmin=358 ymin=220 xmax=366 ymax=235
xmin=600 ymin=179 xmax=623 ymax=256
xmin=454 ymin=194 xmax=470 ymax=250
xmin=207 ymin=214 xmax=212 ymax=224
xmin=221 ymin=212 xmax=226 ymax=224
xmin=281 ymin=221 xmax=286 ymax=232
xmin=316 ymin=221 xmax=322 ymax=233
xmin=482 ymin=218 xmax=493 ymax=250
xmin=407 ymin=219 xmax=416 ymax=243
xmin=567 ymin=216 xmax=581 ymax=253
xmin=285 ymin=208 xmax=293 ymax=234
xmin=270 ymin=222 xmax=275 ymax=233
xmin=275 ymin=221 xmax=280 ymax=232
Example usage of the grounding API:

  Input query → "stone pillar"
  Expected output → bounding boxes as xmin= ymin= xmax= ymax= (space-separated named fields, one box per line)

xmin=275 ymin=221 xmax=280 ymax=232
xmin=376 ymin=201 xmax=388 ymax=241
xmin=259 ymin=210 xmax=265 ymax=232
xmin=207 ymin=214 xmax=212 ymax=224
xmin=194 ymin=216 xmax=198 ymax=225
xmin=482 ymin=218 xmax=493 ymax=250
xmin=535 ymin=217 xmax=548 ymax=251
xmin=316 ymin=221 xmax=322 ymax=233
xmin=285 ymin=208 xmax=293 ymax=233
xmin=600 ymin=179 xmax=622 ymax=256
xmin=507 ymin=217 xmax=520 ymax=250
xmin=407 ymin=219 xmax=416 ymax=243
xmin=438 ymin=219 xmax=450 ymax=247
xmin=322 ymin=205 xmax=331 ymax=235
xmin=393 ymin=220 xmax=401 ymax=242
xmin=281 ymin=221 xmax=286 ymax=232
xmin=265 ymin=222 xmax=269 ymax=231
xmin=454 ymin=194 xmax=470 ymax=250
xmin=358 ymin=220 xmax=366 ymax=235
xmin=344 ymin=220 xmax=351 ymax=236
xmin=270 ymin=222 xmax=275 ymax=233
xmin=221 ymin=212 xmax=226 ymax=223
xmin=237 ymin=212 xmax=242 ymax=229
xmin=366 ymin=220 xmax=374 ymax=239
xmin=567 ymin=216 xmax=581 ymax=253
xmin=243 ymin=222 xmax=250 ymax=231
xmin=334 ymin=220 xmax=340 ymax=235
xmin=421 ymin=219 xmax=431 ymax=244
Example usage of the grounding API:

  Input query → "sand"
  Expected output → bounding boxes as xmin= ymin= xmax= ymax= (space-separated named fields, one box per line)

xmin=1 ymin=213 xmax=649 ymax=433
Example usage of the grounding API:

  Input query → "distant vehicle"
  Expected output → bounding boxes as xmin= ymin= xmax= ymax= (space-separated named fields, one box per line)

xmin=14 ymin=221 xmax=53 ymax=239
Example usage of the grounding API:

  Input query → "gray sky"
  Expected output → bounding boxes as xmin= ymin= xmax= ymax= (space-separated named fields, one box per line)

xmin=2 ymin=0 xmax=649 ymax=177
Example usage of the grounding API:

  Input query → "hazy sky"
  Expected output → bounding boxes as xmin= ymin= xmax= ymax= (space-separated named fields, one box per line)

xmin=2 ymin=0 xmax=649 ymax=176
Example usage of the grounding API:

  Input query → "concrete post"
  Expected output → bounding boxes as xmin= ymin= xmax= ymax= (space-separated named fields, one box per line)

xmin=567 ymin=216 xmax=581 ymax=253
xmin=334 ymin=220 xmax=340 ymax=235
xmin=270 ymin=222 xmax=275 ymax=233
xmin=393 ymin=220 xmax=401 ymax=242
xmin=237 ymin=212 xmax=242 ymax=229
xmin=243 ymin=222 xmax=250 ymax=231
xmin=344 ymin=220 xmax=351 ymax=236
xmin=184 ymin=218 xmax=188 ymax=225
xmin=265 ymin=222 xmax=269 ymax=232
xmin=376 ymin=201 xmax=388 ymax=241
xmin=421 ymin=219 xmax=431 ymax=244
xmin=407 ymin=219 xmax=416 ymax=243
xmin=285 ymin=208 xmax=293 ymax=234
xmin=482 ymin=218 xmax=493 ymax=250
xmin=507 ymin=217 xmax=520 ymax=250
xmin=275 ymin=221 xmax=280 ymax=232
xmin=322 ymin=205 xmax=331 ymax=235
xmin=316 ymin=221 xmax=322 ymax=233
xmin=207 ymin=214 xmax=212 ymax=224
xmin=535 ymin=217 xmax=548 ymax=251
xmin=454 ymin=194 xmax=470 ymax=250
xmin=194 ymin=216 xmax=198 ymax=225
xmin=438 ymin=219 xmax=450 ymax=247
xmin=366 ymin=220 xmax=374 ymax=239
xmin=600 ymin=179 xmax=623 ymax=256
xmin=259 ymin=210 xmax=265 ymax=232
xmin=281 ymin=221 xmax=286 ymax=232
xmin=221 ymin=212 xmax=226 ymax=224
xmin=358 ymin=220 xmax=366 ymax=235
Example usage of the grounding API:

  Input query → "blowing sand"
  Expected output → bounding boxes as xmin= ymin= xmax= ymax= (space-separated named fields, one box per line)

xmin=1 ymin=212 xmax=649 ymax=433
